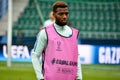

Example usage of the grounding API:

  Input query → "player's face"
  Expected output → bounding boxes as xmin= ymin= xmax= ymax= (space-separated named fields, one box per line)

xmin=53 ymin=7 xmax=69 ymax=26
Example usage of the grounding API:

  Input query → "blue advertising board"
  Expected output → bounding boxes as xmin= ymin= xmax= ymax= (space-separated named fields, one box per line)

xmin=0 ymin=45 xmax=32 ymax=62
xmin=0 ymin=44 xmax=120 ymax=64
xmin=78 ymin=45 xmax=120 ymax=64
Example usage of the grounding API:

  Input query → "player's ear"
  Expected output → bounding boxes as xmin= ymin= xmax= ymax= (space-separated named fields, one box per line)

xmin=53 ymin=12 xmax=55 ymax=17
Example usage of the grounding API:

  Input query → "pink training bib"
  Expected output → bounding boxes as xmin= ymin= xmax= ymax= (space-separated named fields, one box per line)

xmin=43 ymin=24 xmax=79 ymax=80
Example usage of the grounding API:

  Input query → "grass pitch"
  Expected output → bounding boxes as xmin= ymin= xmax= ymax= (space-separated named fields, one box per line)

xmin=0 ymin=61 xmax=120 ymax=80
xmin=0 ymin=62 xmax=37 ymax=80
xmin=82 ymin=64 xmax=120 ymax=80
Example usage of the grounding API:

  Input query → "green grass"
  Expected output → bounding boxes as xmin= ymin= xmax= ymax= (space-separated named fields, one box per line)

xmin=0 ymin=61 xmax=37 ymax=80
xmin=0 ymin=61 xmax=120 ymax=80
xmin=82 ymin=64 xmax=120 ymax=80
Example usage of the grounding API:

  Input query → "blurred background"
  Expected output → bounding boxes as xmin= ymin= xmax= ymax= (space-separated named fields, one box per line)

xmin=0 ymin=0 xmax=120 ymax=80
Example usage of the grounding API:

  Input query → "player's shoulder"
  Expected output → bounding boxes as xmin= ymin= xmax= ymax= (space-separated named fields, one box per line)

xmin=71 ymin=26 xmax=79 ymax=31
xmin=36 ymin=29 xmax=46 ymax=39
xmin=37 ymin=28 xmax=46 ymax=36
xmin=67 ymin=25 xmax=78 ymax=31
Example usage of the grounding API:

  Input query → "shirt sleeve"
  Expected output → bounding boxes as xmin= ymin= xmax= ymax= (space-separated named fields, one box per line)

xmin=31 ymin=29 xmax=47 ymax=80
xmin=76 ymin=53 xmax=82 ymax=80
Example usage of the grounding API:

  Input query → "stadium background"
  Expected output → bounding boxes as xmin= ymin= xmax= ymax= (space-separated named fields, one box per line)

xmin=0 ymin=0 xmax=120 ymax=80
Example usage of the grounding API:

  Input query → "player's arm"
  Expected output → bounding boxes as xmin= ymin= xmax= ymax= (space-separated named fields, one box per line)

xmin=32 ymin=29 xmax=47 ymax=80
xmin=76 ymin=53 xmax=82 ymax=80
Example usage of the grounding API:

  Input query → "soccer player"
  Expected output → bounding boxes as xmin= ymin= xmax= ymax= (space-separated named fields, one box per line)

xmin=32 ymin=1 xmax=82 ymax=80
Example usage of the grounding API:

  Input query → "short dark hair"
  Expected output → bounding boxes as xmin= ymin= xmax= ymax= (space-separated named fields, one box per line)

xmin=52 ymin=1 xmax=68 ymax=12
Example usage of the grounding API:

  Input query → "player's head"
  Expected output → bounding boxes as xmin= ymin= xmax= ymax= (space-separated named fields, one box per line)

xmin=52 ymin=1 xmax=69 ymax=26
